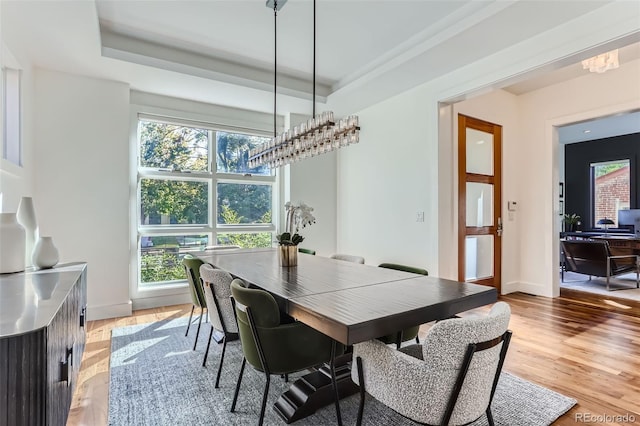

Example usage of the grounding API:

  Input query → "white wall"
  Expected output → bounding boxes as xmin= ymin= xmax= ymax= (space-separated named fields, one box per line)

xmin=516 ymin=58 xmax=640 ymax=297
xmin=337 ymin=89 xmax=437 ymax=271
xmin=34 ymin=69 xmax=131 ymax=320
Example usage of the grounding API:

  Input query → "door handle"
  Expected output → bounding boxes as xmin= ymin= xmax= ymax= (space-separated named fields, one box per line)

xmin=79 ymin=306 xmax=86 ymax=328
xmin=497 ymin=217 xmax=503 ymax=237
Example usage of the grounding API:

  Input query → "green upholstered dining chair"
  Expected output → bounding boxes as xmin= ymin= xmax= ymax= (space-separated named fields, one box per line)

xmin=230 ymin=279 xmax=343 ymax=426
xmin=377 ymin=263 xmax=428 ymax=349
xmin=199 ymin=264 xmax=239 ymax=388
xmin=378 ymin=262 xmax=429 ymax=276
xmin=182 ymin=254 xmax=206 ymax=351
xmin=298 ymin=247 xmax=316 ymax=255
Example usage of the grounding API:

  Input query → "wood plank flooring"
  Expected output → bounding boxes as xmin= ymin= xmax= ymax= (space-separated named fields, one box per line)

xmin=67 ymin=291 xmax=640 ymax=425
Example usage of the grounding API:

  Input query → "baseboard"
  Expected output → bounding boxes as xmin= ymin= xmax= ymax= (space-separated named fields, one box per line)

xmin=132 ymin=292 xmax=191 ymax=311
xmin=88 ymin=300 xmax=133 ymax=321
xmin=502 ymin=280 xmax=555 ymax=298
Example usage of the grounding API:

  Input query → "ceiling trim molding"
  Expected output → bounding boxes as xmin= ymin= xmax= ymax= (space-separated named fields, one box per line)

xmin=328 ymin=1 xmax=640 ymax=116
xmin=332 ymin=0 xmax=514 ymax=93
xmin=100 ymin=28 xmax=330 ymax=103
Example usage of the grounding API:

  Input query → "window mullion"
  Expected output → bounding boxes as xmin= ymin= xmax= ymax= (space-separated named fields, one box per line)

xmin=211 ymin=130 xmax=217 ymax=244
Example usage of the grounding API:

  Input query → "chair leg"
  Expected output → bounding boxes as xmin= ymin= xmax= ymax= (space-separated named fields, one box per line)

xmin=486 ymin=407 xmax=495 ymax=426
xmin=214 ymin=335 xmax=227 ymax=389
xmin=330 ymin=340 xmax=343 ymax=426
xmin=203 ymin=326 xmax=214 ymax=367
xmin=356 ymin=356 xmax=365 ymax=426
xmin=258 ymin=373 xmax=271 ymax=426
xmin=193 ymin=307 xmax=204 ymax=350
xmin=230 ymin=357 xmax=246 ymax=412
xmin=185 ymin=305 xmax=195 ymax=336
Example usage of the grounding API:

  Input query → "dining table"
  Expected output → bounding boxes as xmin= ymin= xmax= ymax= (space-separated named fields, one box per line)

xmin=195 ymin=247 xmax=498 ymax=424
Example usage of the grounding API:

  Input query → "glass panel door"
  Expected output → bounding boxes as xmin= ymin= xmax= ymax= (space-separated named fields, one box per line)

xmin=458 ymin=115 xmax=502 ymax=290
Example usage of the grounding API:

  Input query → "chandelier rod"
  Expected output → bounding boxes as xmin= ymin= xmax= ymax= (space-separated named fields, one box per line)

xmin=273 ymin=0 xmax=278 ymax=137
xmin=312 ymin=0 xmax=316 ymax=118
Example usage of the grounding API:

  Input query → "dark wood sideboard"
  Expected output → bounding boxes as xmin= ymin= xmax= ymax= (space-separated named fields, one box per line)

xmin=0 ymin=263 xmax=87 ymax=426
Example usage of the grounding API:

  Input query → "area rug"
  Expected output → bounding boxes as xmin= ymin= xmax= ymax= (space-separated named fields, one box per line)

xmin=108 ymin=318 xmax=576 ymax=426
xmin=560 ymin=271 xmax=640 ymax=302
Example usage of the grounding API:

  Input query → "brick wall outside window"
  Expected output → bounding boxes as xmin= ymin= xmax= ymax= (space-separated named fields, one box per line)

xmin=594 ymin=165 xmax=630 ymax=226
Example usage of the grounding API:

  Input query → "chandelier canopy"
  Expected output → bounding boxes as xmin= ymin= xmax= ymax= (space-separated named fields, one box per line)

xmin=581 ymin=49 xmax=619 ymax=74
xmin=249 ymin=0 xmax=360 ymax=169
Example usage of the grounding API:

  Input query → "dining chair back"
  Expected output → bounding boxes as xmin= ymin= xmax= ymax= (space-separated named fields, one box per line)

xmin=199 ymin=263 xmax=239 ymax=387
xmin=377 ymin=262 xmax=429 ymax=348
xmin=230 ymin=279 xmax=341 ymax=426
xmin=352 ymin=302 xmax=512 ymax=426
xmin=330 ymin=253 xmax=365 ymax=264
xmin=182 ymin=254 xmax=206 ymax=350
xmin=298 ymin=248 xmax=316 ymax=255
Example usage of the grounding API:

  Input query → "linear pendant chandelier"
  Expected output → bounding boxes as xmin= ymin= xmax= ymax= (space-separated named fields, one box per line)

xmin=248 ymin=0 xmax=360 ymax=169
xmin=581 ymin=49 xmax=619 ymax=74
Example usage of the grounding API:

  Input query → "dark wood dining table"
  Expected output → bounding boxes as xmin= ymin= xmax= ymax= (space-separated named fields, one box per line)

xmin=196 ymin=247 xmax=497 ymax=345
xmin=196 ymin=248 xmax=497 ymax=424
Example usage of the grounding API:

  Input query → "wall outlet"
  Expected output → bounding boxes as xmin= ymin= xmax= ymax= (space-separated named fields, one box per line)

xmin=416 ymin=211 xmax=425 ymax=222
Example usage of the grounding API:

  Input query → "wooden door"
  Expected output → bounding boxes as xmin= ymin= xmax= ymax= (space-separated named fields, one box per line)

xmin=458 ymin=114 xmax=502 ymax=291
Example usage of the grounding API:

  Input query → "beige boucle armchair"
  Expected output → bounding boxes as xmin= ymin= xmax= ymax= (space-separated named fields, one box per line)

xmin=352 ymin=301 xmax=512 ymax=426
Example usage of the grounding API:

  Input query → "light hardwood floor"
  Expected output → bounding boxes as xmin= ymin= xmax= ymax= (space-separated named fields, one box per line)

xmin=67 ymin=291 xmax=640 ymax=426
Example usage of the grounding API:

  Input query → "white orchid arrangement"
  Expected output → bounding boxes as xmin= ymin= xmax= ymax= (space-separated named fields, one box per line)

xmin=276 ymin=202 xmax=316 ymax=246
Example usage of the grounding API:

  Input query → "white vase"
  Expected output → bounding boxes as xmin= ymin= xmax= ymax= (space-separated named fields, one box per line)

xmin=32 ymin=236 xmax=59 ymax=269
xmin=0 ymin=213 xmax=26 ymax=273
xmin=17 ymin=196 xmax=39 ymax=267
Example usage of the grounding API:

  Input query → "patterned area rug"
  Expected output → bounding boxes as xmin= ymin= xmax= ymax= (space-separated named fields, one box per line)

xmin=108 ymin=318 xmax=576 ymax=426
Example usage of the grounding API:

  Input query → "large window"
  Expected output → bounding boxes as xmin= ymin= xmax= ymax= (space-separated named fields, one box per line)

xmin=2 ymin=68 xmax=21 ymax=166
xmin=591 ymin=159 xmax=630 ymax=227
xmin=137 ymin=117 xmax=275 ymax=288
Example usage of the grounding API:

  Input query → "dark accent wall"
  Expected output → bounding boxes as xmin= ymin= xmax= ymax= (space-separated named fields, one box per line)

xmin=564 ymin=132 xmax=640 ymax=229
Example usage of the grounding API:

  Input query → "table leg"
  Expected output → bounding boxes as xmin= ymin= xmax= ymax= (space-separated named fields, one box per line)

xmin=273 ymin=352 xmax=358 ymax=423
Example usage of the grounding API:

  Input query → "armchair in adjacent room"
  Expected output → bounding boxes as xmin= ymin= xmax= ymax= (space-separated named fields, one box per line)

xmin=561 ymin=239 xmax=639 ymax=290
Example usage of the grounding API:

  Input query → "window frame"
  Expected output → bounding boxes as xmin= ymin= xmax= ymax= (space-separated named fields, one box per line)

xmin=590 ymin=158 xmax=631 ymax=228
xmin=2 ymin=67 xmax=22 ymax=167
xmin=131 ymin=110 xmax=278 ymax=302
